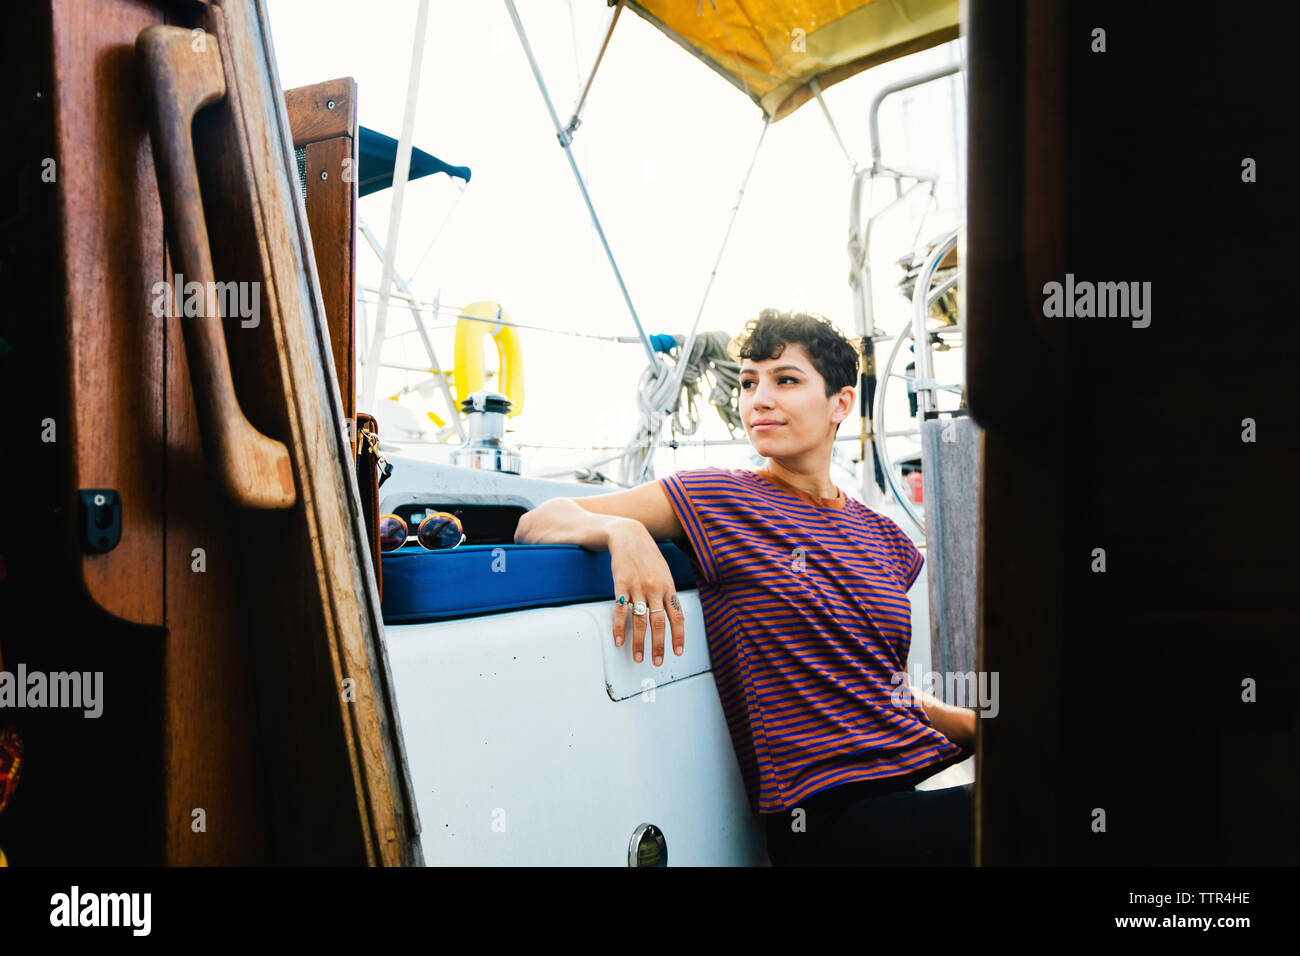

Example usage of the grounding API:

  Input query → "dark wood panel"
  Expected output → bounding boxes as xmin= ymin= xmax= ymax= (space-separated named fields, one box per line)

xmin=970 ymin=0 xmax=1300 ymax=865
xmin=6 ymin=0 xmax=418 ymax=866
xmin=52 ymin=0 xmax=167 ymax=625
xmin=0 ymin=1 xmax=166 ymax=866
xmin=161 ymin=236 xmax=269 ymax=864
xmin=199 ymin=0 xmax=419 ymax=864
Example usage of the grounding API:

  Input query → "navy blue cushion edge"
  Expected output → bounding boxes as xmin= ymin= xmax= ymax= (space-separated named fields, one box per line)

xmin=380 ymin=540 xmax=697 ymax=625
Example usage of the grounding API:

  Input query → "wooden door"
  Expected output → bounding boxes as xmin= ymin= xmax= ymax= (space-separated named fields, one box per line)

xmin=967 ymin=0 xmax=1299 ymax=865
xmin=0 ymin=0 xmax=419 ymax=865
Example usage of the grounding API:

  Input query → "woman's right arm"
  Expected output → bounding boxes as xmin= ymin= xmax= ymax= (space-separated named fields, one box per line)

xmin=514 ymin=484 xmax=688 ymax=666
xmin=514 ymin=479 xmax=685 ymax=547
xmin=513 ymin=496 xmax=636 ymax=550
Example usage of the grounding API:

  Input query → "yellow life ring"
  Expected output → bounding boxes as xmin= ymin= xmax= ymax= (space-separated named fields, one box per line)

xmin=453 ymin=301 xmax=524 ymax=417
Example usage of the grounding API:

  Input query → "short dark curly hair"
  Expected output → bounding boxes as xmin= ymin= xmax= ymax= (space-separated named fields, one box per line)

xmin=731 ymin=309 xmax=860 ymax=397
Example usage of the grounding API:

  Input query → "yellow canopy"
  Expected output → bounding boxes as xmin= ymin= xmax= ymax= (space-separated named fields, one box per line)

xmin=617 ymin=0 xmax=960 ymax=121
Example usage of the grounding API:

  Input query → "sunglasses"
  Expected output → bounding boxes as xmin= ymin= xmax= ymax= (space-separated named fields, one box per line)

xmin=378 ymin=512 xmax=466 ymax=552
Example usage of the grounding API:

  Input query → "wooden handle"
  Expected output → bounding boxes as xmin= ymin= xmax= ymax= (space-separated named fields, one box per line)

xmin=137 ymin=26 xmax=295 ymax=510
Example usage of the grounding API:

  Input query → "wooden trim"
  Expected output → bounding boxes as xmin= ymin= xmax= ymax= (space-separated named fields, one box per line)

xmin=204 ymin=0 xmax=420 ymax=864
xmin=286 ymin=78 xmax=357 ymax=438
xmin=284 ymin=76 xmax=355 ymax=145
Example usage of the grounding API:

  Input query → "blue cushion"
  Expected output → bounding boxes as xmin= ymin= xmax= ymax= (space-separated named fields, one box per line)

xmin=380 ymin=542 xmax=697 ymax=624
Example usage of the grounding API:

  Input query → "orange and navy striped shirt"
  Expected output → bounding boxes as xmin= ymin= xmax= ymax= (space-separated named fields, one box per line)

xmin=659 ymin=466 xmax=962 ymax=814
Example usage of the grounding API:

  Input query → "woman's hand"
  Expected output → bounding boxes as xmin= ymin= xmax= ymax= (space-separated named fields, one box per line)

xmin=915 ymin=687 xmax=977 ymax=753
xmin=608 ymin=519 xmax=685 ymax=667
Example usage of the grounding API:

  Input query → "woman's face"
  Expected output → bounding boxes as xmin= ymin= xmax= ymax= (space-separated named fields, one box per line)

xmin=739 ymin=342 xmax=848 ymax=457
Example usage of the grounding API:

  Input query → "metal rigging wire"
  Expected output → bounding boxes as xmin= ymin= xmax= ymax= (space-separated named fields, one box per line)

xmin=620 ymin=114 xmax=772 ymax=486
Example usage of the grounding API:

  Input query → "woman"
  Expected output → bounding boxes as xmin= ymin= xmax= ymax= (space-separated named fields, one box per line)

xmin=514 ymin=308 xmax=976 ymax=866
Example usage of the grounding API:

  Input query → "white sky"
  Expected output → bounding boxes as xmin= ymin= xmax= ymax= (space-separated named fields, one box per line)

xmin=266 ymin=0 xmax=967 ymax=484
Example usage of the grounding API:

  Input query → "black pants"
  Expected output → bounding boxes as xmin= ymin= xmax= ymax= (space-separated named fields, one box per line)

xmin=764 ymin=767 xmax=974 ymax=867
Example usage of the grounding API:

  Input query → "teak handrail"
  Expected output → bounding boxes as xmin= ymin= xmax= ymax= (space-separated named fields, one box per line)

xmin=137 ymin=25 xmax=296 ymax=510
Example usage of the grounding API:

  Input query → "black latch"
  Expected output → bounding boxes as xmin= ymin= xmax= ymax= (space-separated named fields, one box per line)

xmin=79 ymin=489 xmax=122 ymax=553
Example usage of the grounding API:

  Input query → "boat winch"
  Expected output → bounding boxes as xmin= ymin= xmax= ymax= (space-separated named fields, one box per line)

xmin=450 ymin=390 xmax=522 ymax=474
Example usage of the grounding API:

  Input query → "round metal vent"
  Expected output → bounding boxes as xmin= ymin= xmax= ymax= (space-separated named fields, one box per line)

xmin=628 ymin=823 xmax=667 ymax=867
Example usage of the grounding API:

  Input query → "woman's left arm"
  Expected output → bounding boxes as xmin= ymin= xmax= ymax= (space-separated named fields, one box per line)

xmin=914 ymin=688 xmax=977 ymax=754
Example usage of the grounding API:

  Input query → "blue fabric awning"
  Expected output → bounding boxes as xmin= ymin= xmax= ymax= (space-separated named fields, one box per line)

xmin=358 ymin=126 xmax=471 ymax=197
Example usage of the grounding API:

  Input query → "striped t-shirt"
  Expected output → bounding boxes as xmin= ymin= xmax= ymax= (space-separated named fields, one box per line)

xmin=659 ymin=466 xmax=963 ymax=814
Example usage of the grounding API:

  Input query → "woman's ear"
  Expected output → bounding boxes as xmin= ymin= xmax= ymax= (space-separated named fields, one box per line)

xmin=833 ymin=386 xmax=855 ymax=422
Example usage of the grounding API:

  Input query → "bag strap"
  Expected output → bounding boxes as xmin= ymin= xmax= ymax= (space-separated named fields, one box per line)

xmin=355 ymin=413 xmax=390 ymax=600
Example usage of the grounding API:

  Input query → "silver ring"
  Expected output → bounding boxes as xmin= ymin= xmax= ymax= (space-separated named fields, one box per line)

xmin=632 ymin=601 xmax=648 ymax=616
xmin=649 ymin=608 xmax=666 ymax=615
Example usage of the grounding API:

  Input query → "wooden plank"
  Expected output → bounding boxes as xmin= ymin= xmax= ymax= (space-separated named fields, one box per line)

xmin=51 ymin=0 xmax=166 ymax=626
xmin=286 ymin=78 xmax=357 ymax=445
xmin=161 ymin=241 xmax=268 ymax=864
xmin=975 ymin=427 xmax=1066 ymax=866
xmin=284 ymin=76 xmax=354 ymax=144
xmin=967 ymin=0 xmax=1068 ymax=866
xmin=969 ymin=0 xmax=1300 ymax=866
xmin=304 ymin=135 xmax=357 ymax=435
xmin=201 ymin=0 xmax=420 ymax=864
